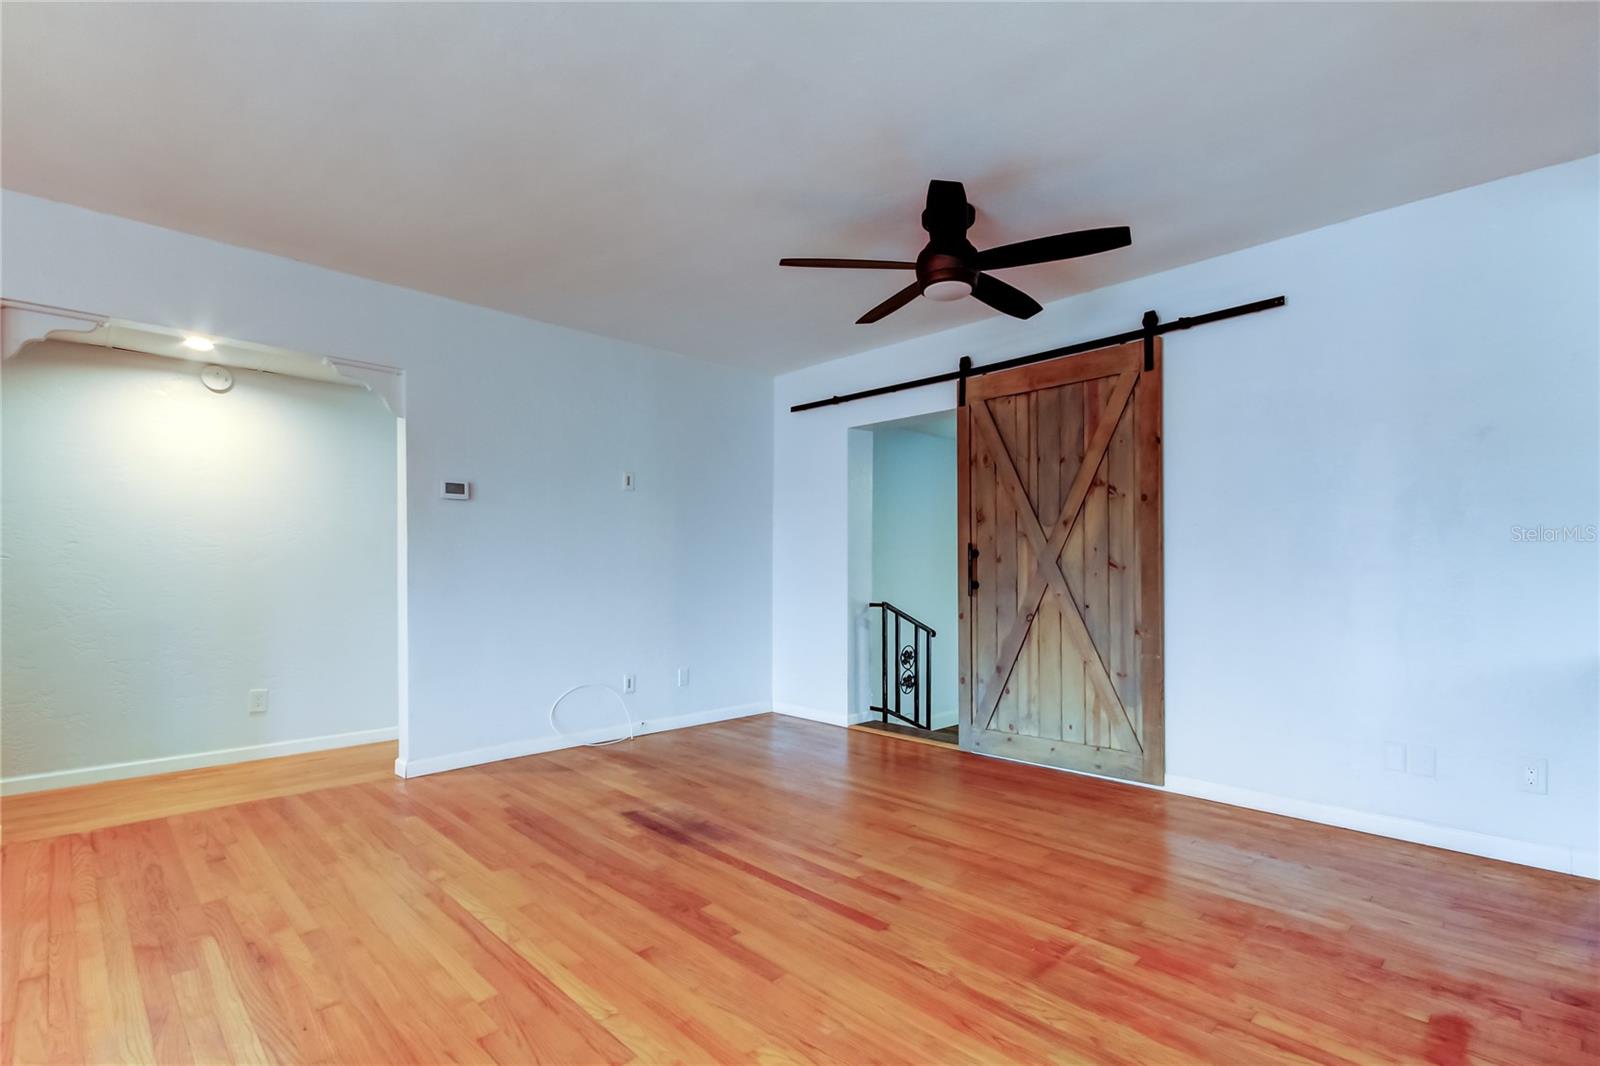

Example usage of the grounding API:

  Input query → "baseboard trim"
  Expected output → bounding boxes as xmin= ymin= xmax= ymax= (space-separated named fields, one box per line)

xmin=396 ymin=703 xmax=769 ymax=779
xmin=773 ymin=702 xmax=849 ymax=727
xmin=773 ymin=709 xmax=1596 ymax=880
xmin=1166 ymin=775 xmax=1597 ymax=880
xmin=1 ymin=726 xmax=399 ymax=796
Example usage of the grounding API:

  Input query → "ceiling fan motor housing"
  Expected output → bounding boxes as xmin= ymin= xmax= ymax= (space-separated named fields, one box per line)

xmin=921 ymin=200 xmax=976 ymax=234
xmin=779 ymin=179 xmax=1129 ymax=323
xmin=917 ymin=246 xmax=978 ymax=298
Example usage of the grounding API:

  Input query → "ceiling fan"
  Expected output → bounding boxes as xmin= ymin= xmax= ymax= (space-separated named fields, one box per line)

xmin=780 ymin=180 xmax=1130 ymax=324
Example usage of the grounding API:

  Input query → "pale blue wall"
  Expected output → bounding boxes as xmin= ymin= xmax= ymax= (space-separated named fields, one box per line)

xmin=871 ymin=424 xmax=958 ymax=728
xmin=2 ymin=343 xmax=398 ymax=782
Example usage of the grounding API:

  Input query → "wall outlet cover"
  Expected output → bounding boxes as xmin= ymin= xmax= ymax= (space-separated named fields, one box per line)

xmin=1518 ymin=757 xmax=1549 ymax=794
xmin=248 ymin=688 xmax=269 ymax=715
xmin=1406 ymin=744 xmax=1436 ymax=778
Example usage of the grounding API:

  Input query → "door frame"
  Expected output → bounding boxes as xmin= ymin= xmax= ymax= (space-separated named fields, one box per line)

xmin=956 ymin=339 xmax=1164 ymax=784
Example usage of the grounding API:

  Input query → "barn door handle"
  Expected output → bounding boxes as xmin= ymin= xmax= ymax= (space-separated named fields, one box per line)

xmin=968 ymin=544 xmax=980 ymax=595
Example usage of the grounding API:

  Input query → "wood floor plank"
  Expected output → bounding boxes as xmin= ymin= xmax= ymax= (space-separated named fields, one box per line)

xmin=0 ymin=742 xmax=398 ymax=845
xmin=2 ymin=715 xmax=1596 ymax=1065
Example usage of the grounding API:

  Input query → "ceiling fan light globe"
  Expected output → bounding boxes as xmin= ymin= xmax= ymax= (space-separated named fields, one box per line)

xmin=923 ymin=279 xmax=972 ymax=302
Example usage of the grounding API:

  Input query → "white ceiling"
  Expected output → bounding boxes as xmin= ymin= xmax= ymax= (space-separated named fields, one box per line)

xmin=3 ymin=3 xmax=1595 ymax=374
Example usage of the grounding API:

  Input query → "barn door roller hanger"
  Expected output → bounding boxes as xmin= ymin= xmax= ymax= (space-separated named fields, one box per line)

xmin=788 ymin=296 xmax=1285 ymax=413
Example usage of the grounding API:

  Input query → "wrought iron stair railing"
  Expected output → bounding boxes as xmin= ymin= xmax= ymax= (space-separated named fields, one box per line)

xmin=869 ymin=601 xmax=936 ymax=731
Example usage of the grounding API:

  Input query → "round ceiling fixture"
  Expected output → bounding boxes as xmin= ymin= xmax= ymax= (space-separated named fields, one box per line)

xmin=200 ymin=364 xmax=234 ymax=393
xmin=922 ymin=279 xmax=972 ymax=302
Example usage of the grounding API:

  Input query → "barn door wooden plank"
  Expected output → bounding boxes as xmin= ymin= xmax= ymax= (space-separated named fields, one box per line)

xmin=1059 ymin=387 xmax=1086 ymax=746
xmin=1108 ymin=392 xmax=1136 ymax=727
xmin=1135 ymin=341 xmax=1165 ymax=778
xmin=970 ymin=401 xmax=1140 ymax=754
xmin=1033 ymin=386 xmax=1064 ymax=743
xmin=968 ymin=378 xmax=1141 ymax=752
xmin=1082 ymin=376 xmax=1110 ymax=746
xmin=972 ymin=400 xmax=1139 ymax=755
xmin=1018 ymin=392 xmax=1040 ymax=739
xmin=970 ymin=372 xmax=1131 ymax=735
xmin=971 ymin=404 xmax=997 ymax=741
xmin=991 ymin=395 xmax=1020 ymax=735
xmin=961 ymin=340 xmax=1163 ymax=784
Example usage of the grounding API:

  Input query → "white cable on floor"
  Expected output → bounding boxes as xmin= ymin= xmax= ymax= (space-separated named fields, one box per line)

xmin=547 ymin=682 xmax=636 ymax=746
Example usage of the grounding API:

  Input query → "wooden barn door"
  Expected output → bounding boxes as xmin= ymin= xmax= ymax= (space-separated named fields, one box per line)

xmin=958 ymin=340 xmax=1163 ymax=784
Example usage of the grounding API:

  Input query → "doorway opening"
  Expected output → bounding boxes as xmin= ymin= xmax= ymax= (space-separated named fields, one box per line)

xmin=0 ymin=318 xmax=408 ymax=794
xmin=848 ymin=410 xmax=960 ymax=746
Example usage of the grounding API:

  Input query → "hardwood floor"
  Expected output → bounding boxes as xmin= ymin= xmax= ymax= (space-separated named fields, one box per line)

xmin=2 ymin=715 xmax=1595 ymax=1064
xmin=0 ymin=742 xmax=398 ymax=845
xmin=853 ymin=720 xmax=960 ymax=747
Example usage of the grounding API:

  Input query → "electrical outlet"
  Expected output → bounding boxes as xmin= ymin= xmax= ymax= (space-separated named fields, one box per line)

xmin=1383 ymin=742 xmax=1406 ymax=773
xmin=1518 ymin=758 xmax=1548 ymax=795
xmin=621 ymin=673 xmax=636 ymax=694
xmin=1406 ymin=744 xmax=1436 ymax=778
xmin=248 ymin=688 xmax=269 ymax=716
xmin=676 ymin=666 xmax=690 ymax=688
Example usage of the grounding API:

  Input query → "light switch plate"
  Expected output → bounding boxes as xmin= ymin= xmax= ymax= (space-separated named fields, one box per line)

xmin=1406 ymin=744 xmax=1436 ymax=778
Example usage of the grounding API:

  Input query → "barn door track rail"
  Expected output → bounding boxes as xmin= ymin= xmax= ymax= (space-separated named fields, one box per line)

xmin=788 ymin=295 xmax=1285 ymax=413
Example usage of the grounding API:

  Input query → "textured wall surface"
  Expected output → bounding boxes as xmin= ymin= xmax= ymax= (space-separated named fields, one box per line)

xmin=2 ymin=341 xmax=399 ymax=778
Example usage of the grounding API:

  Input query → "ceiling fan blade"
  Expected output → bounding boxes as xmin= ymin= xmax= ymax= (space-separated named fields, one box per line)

xmin=780 ymin=257 xmax=916 ymax=270
xmin=971 ymin=273 xmax=1043 ymax=320
xmin=975 ymin=226 xmax=1131 ymax=271
xmin=857 ymin=281 xmax=923 ymax=324
xmin=922 ymin=180 xmax=973 ymax=234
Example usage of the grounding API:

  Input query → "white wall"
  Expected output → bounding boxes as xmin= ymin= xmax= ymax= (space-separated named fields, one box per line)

xmin=2 ymin=342 xmax=398 ymax=788
xmin=869 ymin=426 xmax=958 ymax=729
xmin=1 ymin=191 xmax=774 ymax=778
xmin=773 ymin=156 xmax=1600 ymax=876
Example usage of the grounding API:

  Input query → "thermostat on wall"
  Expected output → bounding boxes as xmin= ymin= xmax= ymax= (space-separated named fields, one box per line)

xmin=441 ymin=480 xmax=472 ymax=500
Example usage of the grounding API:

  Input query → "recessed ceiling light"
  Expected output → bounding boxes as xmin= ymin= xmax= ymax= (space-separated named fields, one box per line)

xmin=181 ymin=335 xmax=215 ymax=352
